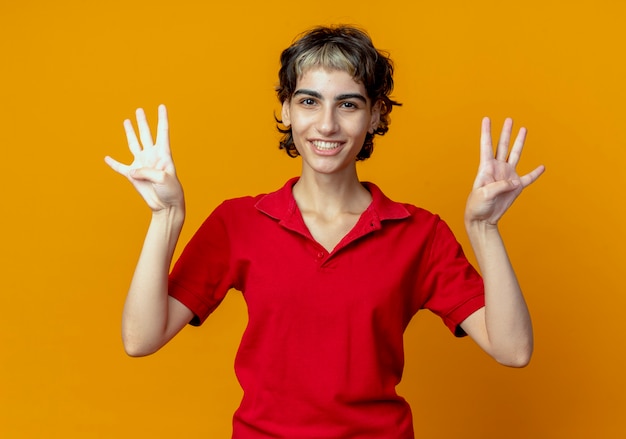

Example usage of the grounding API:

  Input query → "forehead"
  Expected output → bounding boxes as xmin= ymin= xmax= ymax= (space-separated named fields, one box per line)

xmin=295 ymin=67 xmax=367 ymax=97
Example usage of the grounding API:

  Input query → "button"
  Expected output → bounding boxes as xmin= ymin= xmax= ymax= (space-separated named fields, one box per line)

xmin=317 ymin=251 xmax=325 ymax=259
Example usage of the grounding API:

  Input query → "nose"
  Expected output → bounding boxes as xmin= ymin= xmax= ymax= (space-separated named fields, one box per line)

xmin=316 ymin=105 xmax=339 ymax=136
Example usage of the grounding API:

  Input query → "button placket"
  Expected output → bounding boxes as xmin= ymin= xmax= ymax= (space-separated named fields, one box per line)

xmin=315 ymin=249 xmax=327 ymax=262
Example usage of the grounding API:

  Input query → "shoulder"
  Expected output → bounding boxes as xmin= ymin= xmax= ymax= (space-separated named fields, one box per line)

xmin=363 ymin=182 xmax=463 ymax=250
xmin=364 ymin=181 xmax=441 ymax=226
xmin=218 ymin=194 xmax=265 ymax=212
xmin=209 ymin=178 xmax=297 ymax=223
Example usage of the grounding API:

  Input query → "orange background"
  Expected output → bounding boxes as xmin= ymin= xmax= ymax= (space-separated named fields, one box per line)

xmin=1 ymin=0 xmax=624 ymax=437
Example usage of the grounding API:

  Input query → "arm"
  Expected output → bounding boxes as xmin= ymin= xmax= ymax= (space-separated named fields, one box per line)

xmin=105 ymin=105 xmax=193 ymax=357
xmin=460 ymin=117 xmax=545 ymax=367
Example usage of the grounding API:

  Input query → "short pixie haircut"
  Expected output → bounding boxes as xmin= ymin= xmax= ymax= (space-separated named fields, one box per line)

xmin=276 ymin=25 xmax=401 ymax=161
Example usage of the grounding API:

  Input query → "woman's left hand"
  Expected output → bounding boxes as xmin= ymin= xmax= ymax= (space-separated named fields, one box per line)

xmin=465 ymin=117 xmax=545 ymax=226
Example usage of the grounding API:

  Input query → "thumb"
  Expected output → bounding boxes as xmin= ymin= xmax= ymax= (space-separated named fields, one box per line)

xmin=130 ymin=167 xmax=168 ymax=184
xmin=483 ymin=179 xmax=521 ymax=199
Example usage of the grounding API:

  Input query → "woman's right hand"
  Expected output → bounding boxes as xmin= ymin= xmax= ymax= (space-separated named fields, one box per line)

xmin=105 ymin=104 xmax=184 ymax=212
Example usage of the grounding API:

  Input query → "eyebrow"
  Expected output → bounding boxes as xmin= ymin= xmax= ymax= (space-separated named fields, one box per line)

xmin=293 ymin=89 xmax=368 ymax=104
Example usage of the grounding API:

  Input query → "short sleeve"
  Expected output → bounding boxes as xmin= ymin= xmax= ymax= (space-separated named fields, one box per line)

xmin=420 ymin=218 xmax=485 ymax=336
xmin=168 ymin=202 xmax=236 ymax=326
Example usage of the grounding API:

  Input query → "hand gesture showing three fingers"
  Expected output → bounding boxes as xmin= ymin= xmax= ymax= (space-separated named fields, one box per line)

xmin=466 ymin=117 xmax=545 ymax=226
xmin=105 ymin=105 xmax=184 ymax=212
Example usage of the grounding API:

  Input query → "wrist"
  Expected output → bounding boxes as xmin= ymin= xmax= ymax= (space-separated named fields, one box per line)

xmin=465 ymin=218 xmax=501 ymax=243
xmin=152 ymin=202 xmax=186 ymax=227
xmin=465 ymin=216 xmax=498 ymax=231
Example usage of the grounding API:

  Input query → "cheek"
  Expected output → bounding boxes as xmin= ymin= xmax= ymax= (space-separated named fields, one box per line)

xmin=289 ymin=114 xmax=311 ymax=135
xmin=348 ymin=119 xmax=372 ymax=138
xmin=288 ymin=118 xmax=307 ymax=149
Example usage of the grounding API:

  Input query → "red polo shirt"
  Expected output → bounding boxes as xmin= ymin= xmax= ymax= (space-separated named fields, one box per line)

xmin=169 ymin=178 xmax=484 ymax=438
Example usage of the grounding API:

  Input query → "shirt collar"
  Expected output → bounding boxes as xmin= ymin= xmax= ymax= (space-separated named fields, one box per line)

xmin=255 ymin=177 xmax=411 ymax=223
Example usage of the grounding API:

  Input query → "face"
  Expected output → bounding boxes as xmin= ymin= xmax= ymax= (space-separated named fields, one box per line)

xmin=281 ymin=67 xmax=381 ymax=178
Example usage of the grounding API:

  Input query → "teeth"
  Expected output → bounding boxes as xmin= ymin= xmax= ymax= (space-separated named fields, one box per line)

xmin=312 ymin=140 xmax=340 ymax=150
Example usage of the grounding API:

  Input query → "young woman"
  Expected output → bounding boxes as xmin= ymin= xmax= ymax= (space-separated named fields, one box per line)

xmin=105 ymin=25 xmax=544 ymax=439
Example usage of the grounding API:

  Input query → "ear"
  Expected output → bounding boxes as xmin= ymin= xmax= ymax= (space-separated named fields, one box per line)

xmin=369 ymin=100 xmax=382 ymax=134
xmin=281 ymin=100 xmax=291 ymax=127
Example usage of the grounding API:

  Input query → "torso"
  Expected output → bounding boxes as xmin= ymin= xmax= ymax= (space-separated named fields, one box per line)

xmin=167 ymin=179 xmax=486 ymax=439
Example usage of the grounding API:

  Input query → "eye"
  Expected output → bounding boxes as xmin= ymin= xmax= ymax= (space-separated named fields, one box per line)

xmin=300 ymin=98 xmax=316 ymax=106
xmin=340 ymin=101 xmax=358 ymax=110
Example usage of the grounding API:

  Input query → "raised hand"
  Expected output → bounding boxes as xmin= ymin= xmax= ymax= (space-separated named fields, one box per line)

xmin=105 ymin=105 xmax=184 ymax=212
xmin=465 ymin=117 xmax=544 ymax=226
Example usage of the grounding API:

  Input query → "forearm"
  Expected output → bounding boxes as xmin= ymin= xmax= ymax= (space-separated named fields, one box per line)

xmin=122 ymin=204 xmax=185 ymax=356
xmin=466 ymin=220 xmax=533 ymax=366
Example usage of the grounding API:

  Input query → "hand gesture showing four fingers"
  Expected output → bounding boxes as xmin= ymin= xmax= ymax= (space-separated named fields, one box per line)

xmin=465 ymin=117 xmax=545 ymax=226
xmin=105 ymin=104 xmax=184 ymax=212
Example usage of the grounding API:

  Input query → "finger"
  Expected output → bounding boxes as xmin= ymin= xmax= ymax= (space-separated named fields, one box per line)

xmin=123 ymin=119 xmax=142 ymax=155
xmin=496 ymin=118 xmax=513 ymax=161
xmin=519 ymin=164 xmax=545 ymax=188
xmin=507 ymin=126 xmax=527 ymax=167
xmin=136 ymin=107 xmax=155 ymax=148
xmin=155 ymin=104 xmax=170 ymax=153
xmin=480 ymin=117 xmax=494 ymax=165
xmin=104 ymin=155 xmax=130 ymax=176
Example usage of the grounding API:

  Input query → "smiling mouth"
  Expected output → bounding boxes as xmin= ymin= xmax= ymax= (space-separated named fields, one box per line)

xmin=312 ymin=140 xmax=341 ymax=151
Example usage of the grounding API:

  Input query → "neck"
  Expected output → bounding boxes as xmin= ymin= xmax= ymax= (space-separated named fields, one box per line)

xmin=293 ymin=168 xmax=371 ymax=217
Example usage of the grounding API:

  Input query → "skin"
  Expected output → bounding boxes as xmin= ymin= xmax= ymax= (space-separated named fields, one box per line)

xmin=105 ymin=68 xmax=544 ymax=366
